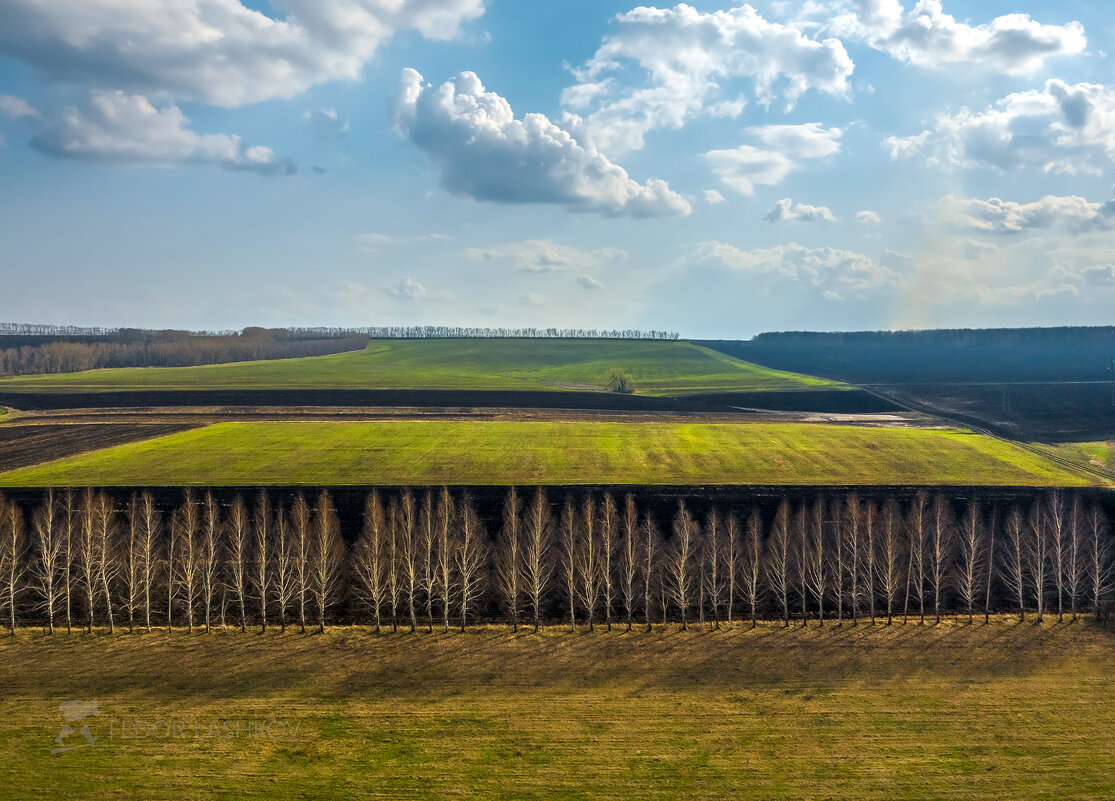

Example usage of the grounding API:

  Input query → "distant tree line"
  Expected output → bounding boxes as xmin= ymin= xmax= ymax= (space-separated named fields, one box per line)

xmin=287 ymin=327 xmax=680 ymax=341
xmin=1 ymin=488 xmax=1112 ymax=635
xmin=0 ymin=328 xmax=369 ymax=377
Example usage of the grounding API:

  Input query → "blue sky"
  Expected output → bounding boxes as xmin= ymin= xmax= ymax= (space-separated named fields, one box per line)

xmin=1 ymin=0 xmax=1113 ymax=337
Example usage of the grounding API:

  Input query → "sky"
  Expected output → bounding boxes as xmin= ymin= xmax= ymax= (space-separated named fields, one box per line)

xmin=1 ymin=0 xmax=1114 ymax=338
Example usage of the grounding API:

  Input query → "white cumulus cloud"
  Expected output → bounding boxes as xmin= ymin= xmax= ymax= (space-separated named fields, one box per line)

xmin=764 ymin=198 xmax=836 ymax=223
xmin=0 ymin=0 xmax=486 ymax=107
xmin=395 ymin=69 xmax=690 ymax=217
xmin=827 ymin=0 xmax=1085 ymax=75
xmin=562 ymin=3 xmax=853 ymax=154
xmin=885 ymin=80 xmax=1115 ymax=174
xmin=704 ymin=122 xmax=842 ymax=194
xmin=30 ymin=91 xmax=293 ymax=173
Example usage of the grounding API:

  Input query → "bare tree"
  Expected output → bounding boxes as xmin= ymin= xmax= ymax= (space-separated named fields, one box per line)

xmin=877 ymin=500 xmax=903 ymax=626
xmin=200 ymin=492 xmax=221 ymax=634
xmin=928 ymin=495 xmax=951 ymax=624
xmin=496 ymin=488 xmax=523 ymax=632
xmin=983 ymin=506 xmax=997 ymax=624
xmin=794 ymin=503 xmax=809 ymax=626
xmin=309 ymin=490 xmax=344 ymax=633
xmin=805 ymin=498 xmax=827 ymax=626
xmin=436 ymin=488 xmax=454 ymax=633
xmin=174 ymin=491 xmax=200 ymax=634
xmin=353 ymin=491 xmax=387 ymax=633
xmin=0 ymin=496 xmax=25 ymax=635
xmin=576 ymin=496 xmax=600 ymax=632
xmin=1047 ymin=492 xmax=1066 ymax=622
xmin=741 ymin=510 xmax=763 ymax=628
xmin=641 ymin=513 xmax=660 ymax=631
xmin=456 ymin=495 xmax=486 ymax=632
xmin=724 ymin=513 xmax=740 ymax=627
xmin=138 ymin=492 xmax=158 ymax=632
xmin=74 ymin=491 xmax=97 ymax=632
xmin=226 ymin=495 xmax=250 ymax=633
xmin=1088 ymin=503 xmax=1113 ymax=619
xmin=907 ymin=491 xmax=927 ymax=624
xmin=844 ymin=494 xmax=862 ymax=625
xmin=290 ymin=493 xmax=311 ymax=633
xmin=1025 ymin=501 xmax=1048 ymax=623
xmin=252 ymin=491 xmax=272 ymax=633
xmin=63 ymin=490 xmax=74 ymax=634
xmin=831 ymin=498 xmax=844 ymax=624
xmin=600 ymin=494 xmax=617 ymax=631
xmin=703 ymin=509 xmax=723 ymax=629
xmin=955 ymin=500 xmax=984 ymax=624
xmin=120 ymin=494 xmax=141 ymax=634
xmin=766 ymin=501 xmax=792 ymax=627
xmin=1065 ymin=494 xmax=1085 ymax=621
xmin=92 ymin=492 xmax=116 ymax=635
xmin=386 ymin=498 xmax=400 ymax=633
xmin=670 ymin=502 xmax=697 ymax=630
xmin=1001 ymin=507 xmax=1027 ymax=621
xmin=33 ymin=491 xmax=62 ymax=634
xmin=523 ymin=488 xmax=553 ymax=632
xmin=272 ymin=505 xmax=294 ymax=633
xmin=865 ymin=501 xmax=878 ymax=624
xmin=399 ymin=490 xmax=419 ymax=632
xmin=559 ymin=497 xmax=578 ymax=632
xmin=420 ymin=490 xmax=437 ymax=633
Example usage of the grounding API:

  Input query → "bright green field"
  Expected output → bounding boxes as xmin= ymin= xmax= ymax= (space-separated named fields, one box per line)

xmin=0 ymin=339 xmax=838 ymax=395
xmin=0 ymin=420 xmax=1088 ymax=487
xmin=1 ymin=621 xmax=1113 ymax=800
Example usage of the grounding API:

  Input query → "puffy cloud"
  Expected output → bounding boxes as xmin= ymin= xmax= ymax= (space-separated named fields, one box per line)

xmin=886 ymin=80 xmax=1115 ymax=174
xmin=764 ymin=198 xmax=836 ymax=223
xmin=395 ymin=70 xmax=690 ymax=217
xmin=562 ymin=3 xmax=853 ymax=153
xmin=693 ymin=240 xmax=898 ymax=297
xmin=383 ymin=277 xmax=454 ymax=302
xmin=942 ymin=193 xmax=1115 ymax=235
xmin=519 ymin=292 xmax=546 ymax=306
xmin=0 ymin=0 xmax=486 ymax=107
xmin=0 ymin=94 xmax=38 ymax=119
xmin=828 ymin=0 xmax=1085 ymax=75
xmin=29 ymin=91 xmax=293 ymax=174
xmin=703 ymin=122 xmax=842 ymax=194
xmin=857 ymin=209 xmax=882 ymax=224
xmin=577 ymin=275 xmax=605 ymax=290
xmin=466 ymin=240 xmax=628 ymax=273
xmin=703 ymin=189 xmax=726 ymax=205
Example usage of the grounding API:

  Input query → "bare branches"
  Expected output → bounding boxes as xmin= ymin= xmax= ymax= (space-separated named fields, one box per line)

xmin=766 ymin=500 xmax=791 ymax=628
xmin=33 ymin=490 xmax=62 ymax=634
xmin=955 ymin=500 xmax=984 ymax=624
xmin=496 ymin=488 xmax=523 ymax=632
xmin=523 ymin=489 xmax=553 ymax=633
xmin=310 ymin=490 xmax=344 ymax=633
xmin=456 ymin=495 xmax=486 ymax=633
xmin=226 ymin=495 xmax=250 ymax=633
xmin=353 ymin=491 xmax=387 ymax=634
xmin=0 ymin=494 xmax=26 ymax=635
xmin=670 ymin=502 xmax=697 ymax=630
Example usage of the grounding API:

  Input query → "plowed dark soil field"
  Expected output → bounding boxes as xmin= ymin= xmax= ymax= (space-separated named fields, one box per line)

xmin=0 ymin=424 xmax=196 ymax=471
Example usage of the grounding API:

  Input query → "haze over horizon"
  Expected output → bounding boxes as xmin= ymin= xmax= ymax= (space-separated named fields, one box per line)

xmin=2 ymin=1 xmax=1114 ymax=337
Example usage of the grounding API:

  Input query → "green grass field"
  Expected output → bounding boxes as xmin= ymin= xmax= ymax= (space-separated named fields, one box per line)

xmin=0 ymin=339 xmax=838 ymax=395
xmin=1 ymin=621 xmax=1112 ymax=800
xmin=0 ymin=420 xmax=1088 ymax=487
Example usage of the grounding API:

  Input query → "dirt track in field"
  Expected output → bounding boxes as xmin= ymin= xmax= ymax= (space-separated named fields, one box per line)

xmin=0 ymin=423 xmax=198 ymax=471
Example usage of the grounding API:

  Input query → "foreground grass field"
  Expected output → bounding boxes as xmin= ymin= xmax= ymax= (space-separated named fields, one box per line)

xmin=0 ymin=420 xmax=1089 ymax=486
xmin=0 ymin=621 xmax=1112 ymax=800
xmin=0 ymin=339 xmax=838 ymax=395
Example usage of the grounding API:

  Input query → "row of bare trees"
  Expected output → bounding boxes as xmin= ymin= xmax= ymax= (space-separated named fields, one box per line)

xmin=0 ymin=488 xmax=1112 ymax=634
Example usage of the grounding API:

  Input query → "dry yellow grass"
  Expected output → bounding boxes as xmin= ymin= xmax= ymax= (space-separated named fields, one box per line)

xmin=0 ymin=619 xmax=1112 ymax=799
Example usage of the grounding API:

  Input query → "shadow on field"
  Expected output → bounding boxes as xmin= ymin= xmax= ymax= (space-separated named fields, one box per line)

xmin=1 ymin=618 xmax=1107 ymax=705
